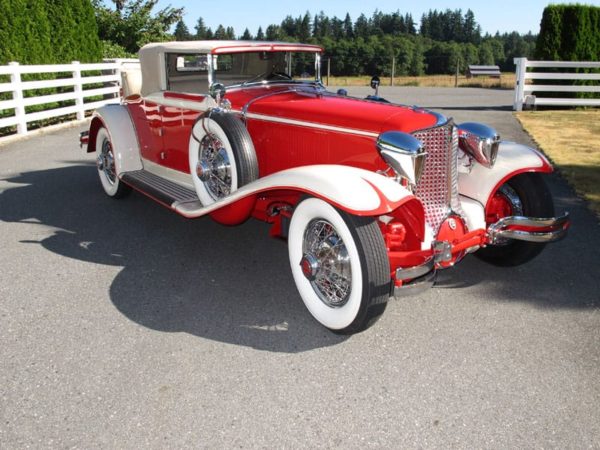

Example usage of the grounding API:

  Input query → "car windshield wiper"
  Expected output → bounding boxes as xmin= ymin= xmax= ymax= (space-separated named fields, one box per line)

xmin=241 ymin=72 xmax=268 ymax=86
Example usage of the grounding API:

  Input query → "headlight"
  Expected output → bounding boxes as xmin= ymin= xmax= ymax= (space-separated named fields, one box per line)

xmin=457 ymin=122 xmax=500 ymax=168
xmin=376 ymin=131 xmax=427 ymax=186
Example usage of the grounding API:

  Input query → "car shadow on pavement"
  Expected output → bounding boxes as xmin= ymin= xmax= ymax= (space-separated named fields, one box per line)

xmin=1 ymin=165 xmax=597 ymax=352
xmin=0 ymin=164 xmax=347 ymax=352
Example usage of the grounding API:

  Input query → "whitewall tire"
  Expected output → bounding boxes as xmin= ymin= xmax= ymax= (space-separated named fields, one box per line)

xmin=95 ymin=127 xmax=130 ymax=198
xmin=288 ymin=198 xmax=391 ymax=334
xmin=189 ymin=111 xmax=258 ymax=206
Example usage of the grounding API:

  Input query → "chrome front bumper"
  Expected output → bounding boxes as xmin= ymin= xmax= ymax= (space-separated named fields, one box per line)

xmin=392 ymin=258 xmax=436 ymax=298
xmin=487 ymin=213 xmax=570 ymax=244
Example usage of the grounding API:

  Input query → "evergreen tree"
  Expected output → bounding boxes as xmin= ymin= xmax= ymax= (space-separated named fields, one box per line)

xmin=195 ymin=17 xmax=208 ymax=39
xmin=214 ymin=25 xmax=227 ymax=40
xmin=241 ymin=28 xmax=252 ymax=40
xmin=174 ymin=20 xmax=191 ymax=40
xmin=256 ymin=26 xmax=265 ymax=40
xmin=0 ymin=0 xmax=101 ymax=64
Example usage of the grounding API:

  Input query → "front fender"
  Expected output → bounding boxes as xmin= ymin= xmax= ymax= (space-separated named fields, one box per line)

xmin=176 ymin=164 xmax=418 ymax=219
xmin=87 ymin=105 xmax=142 ymax=173
xmin=459 ymin=141 xmax=552 ymax=207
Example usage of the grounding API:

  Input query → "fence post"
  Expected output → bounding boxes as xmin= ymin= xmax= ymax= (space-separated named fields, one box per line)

xmin=72 ymin=61 xmax=85 ymax=120
xmin=326 ymin=58 xmax=330 ymax=86
xmin=514 ymin=57 xmax=527 ymax=111
xmin=113 ymin=59 xmax=123 ymax=100
xmin=9 ymin=62 xmax=27 ymax=135
xmin=391 ymin=56 xmax=395 ymax=86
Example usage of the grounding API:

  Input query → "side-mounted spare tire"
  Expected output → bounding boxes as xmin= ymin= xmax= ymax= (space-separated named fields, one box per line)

xmin=189 ymin=110 xmax=258 ymax=206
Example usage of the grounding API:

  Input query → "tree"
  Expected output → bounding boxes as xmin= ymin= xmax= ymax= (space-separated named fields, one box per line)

xmin=241 ymin=28 xmax=252 ymax=40
xmin=93 ymin=0 xmax=184 ymax=53
xmin=256 ymin=26 xmax=265 ymax=40
xmin=194 ymin=17 xmax=208 ymax=39
xmin=265 ymin=25 xmax=283 ymax=41
xmin=1 ymin=0 xmax=101 ymax=64
xmin=214 ymin=25 xmax=227 ymax=40
xmin=174 ymin=20 xmax=191 ymax=41
xmin=536 ymin=4 xmax=600 ymax=61
xmin=354 ymin=14 xmax=370 ymax=39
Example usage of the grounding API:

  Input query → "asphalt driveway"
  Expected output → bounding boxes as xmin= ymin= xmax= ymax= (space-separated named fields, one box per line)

xmin=1 ymin=87 xmax=598 ymax=448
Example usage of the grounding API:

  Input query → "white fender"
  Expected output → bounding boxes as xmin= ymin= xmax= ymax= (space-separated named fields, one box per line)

xmin=458 ymin=141 xmax=552 ymax=208
xmin=90 ymin=105 xmax=143 ymax=173
xmin=176 ymin=164 xmax=417 ymax=218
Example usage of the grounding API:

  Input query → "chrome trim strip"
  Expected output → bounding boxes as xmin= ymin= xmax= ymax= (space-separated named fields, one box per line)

xmin=243 ymin=112 xmax=379 ymax=138
xmin=488 ymin=213 xmax=570 ymax=243
xmin=241 ymin=87 xmax=301 ymax=115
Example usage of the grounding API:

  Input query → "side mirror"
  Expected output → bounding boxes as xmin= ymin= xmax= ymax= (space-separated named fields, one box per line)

xmin=370 ymin=76 xmax=380 ymax=96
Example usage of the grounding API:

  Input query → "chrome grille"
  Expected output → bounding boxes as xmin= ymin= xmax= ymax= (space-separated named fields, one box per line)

xmin=413 ymin=121 xmax=462 ymax=232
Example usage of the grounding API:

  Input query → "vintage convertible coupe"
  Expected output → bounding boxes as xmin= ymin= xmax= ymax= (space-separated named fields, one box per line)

xmin=81 ymin=41 xmax=569 ymax=334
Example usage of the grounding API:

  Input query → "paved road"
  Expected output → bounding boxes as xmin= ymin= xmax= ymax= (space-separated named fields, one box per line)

xmin=1 ymin=87 xmax=598 ymax=448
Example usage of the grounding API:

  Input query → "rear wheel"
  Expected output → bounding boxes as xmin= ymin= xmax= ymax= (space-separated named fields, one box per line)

xmin=95 ymin=127 xmax=131 ymax=199
xmin=476 ymin=172 xmax=554 ymax=266
xmin=288 ymin=198 xmax=390 ymax=334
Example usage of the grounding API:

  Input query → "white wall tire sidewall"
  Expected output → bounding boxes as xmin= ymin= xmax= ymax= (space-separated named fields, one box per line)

xmin=189 ymin=118 xmax=239 ymax=206
xmin=288 ymin=198 xmax=364 ymax=330
xmin=96 ymin=127 xmax=120 ymax=197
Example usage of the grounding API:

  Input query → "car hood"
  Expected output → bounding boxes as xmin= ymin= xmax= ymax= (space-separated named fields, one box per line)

xmin=225 ymin=85 xmax=442 ymax=135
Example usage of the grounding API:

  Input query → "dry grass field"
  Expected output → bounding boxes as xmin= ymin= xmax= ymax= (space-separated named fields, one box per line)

xmin=516 ymin=110 xmax=600 ymax=216
xmin=326 ymin=73 xmax=516 ymax=89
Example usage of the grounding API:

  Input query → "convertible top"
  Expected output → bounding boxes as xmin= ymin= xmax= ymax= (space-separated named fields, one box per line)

xmin=138 ymin=40 xmax=322 ymax=96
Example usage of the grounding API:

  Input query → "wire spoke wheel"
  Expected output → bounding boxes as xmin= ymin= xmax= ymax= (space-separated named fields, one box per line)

xmin=189 ymin=111 xmax=258 ymax=208
xmin=289 ymin=198 xmax=390 ymax=334
xmin=95 ymin=127 xmax=130 ymax=199
xmin=198 ymin=134 xmax=232 ymax=200
xmin=302 ymin=219 xmax=352 ymax=307
xmin=98 ymin=138 xmax=117 ymax=185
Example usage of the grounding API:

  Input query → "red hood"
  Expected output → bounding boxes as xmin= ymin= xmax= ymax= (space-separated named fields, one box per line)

xmin=225 ymin=85 xmax=440 ymax=135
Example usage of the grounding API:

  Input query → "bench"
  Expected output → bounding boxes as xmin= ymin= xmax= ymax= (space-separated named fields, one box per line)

xmin=467 ymin=65 xmax=501 ymax=79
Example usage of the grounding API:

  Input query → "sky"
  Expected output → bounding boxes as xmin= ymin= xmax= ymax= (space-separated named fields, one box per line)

xmin=156 ymin=0 xmax=600 ymax=37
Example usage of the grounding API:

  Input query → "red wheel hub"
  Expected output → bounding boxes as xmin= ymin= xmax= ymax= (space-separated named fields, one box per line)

xmin=486 ymin=192 xmax=514 ymax=225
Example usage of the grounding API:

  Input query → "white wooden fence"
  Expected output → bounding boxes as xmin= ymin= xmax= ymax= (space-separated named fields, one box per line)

xmin=0 ymin=59 xmax=139 ymax=141
xmin=514 ymin=57 xmax=600 ymax=111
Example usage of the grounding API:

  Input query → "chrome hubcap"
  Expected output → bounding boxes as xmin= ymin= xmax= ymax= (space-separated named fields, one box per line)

xmin=98 ymin=139 xmax=116 ymax=185
xmin=302 ymin=219 xmax=352 ymax=308
xmin=198 ymin=134 xmax=231 ymax=200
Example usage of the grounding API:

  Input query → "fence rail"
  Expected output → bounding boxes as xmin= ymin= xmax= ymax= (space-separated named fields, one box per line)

xmin=513 ymin=58 xmax=600 ymax=111
xmin=0 ymin=59 xmax=139 ymax=141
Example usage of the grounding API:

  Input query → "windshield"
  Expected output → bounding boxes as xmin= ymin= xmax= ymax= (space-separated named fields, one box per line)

xmin=211 ymin=51 xmax=320 ymax=87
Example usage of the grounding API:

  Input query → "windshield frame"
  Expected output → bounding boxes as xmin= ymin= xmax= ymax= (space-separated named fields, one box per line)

xmin=207 ymin=50 xmax=322 ymax=89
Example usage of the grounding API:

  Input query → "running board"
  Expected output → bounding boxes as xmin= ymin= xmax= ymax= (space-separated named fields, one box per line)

xmin=120 ymin=170 xmax=203 ymax=210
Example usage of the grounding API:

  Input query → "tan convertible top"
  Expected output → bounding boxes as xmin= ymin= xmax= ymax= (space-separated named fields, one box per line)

xmin=139 ymin=40 xmax=322 ymax=96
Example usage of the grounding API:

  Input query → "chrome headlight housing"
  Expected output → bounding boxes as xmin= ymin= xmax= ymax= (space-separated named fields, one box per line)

xmin=376 ymin=131 xmax=427 ymax=186
xmin=457 ymin=122 xmax=500 ymax=168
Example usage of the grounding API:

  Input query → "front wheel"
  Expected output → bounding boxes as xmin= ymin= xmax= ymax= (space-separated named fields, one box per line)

xmin=288 ymin=198 xmax=390 ymax=334
xmin=476 ymin=172 xmax=554 ymax=266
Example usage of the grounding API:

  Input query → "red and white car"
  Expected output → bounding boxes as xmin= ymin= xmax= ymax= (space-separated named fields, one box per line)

xmin=81 ymin=41 xmax=569 ymax=334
